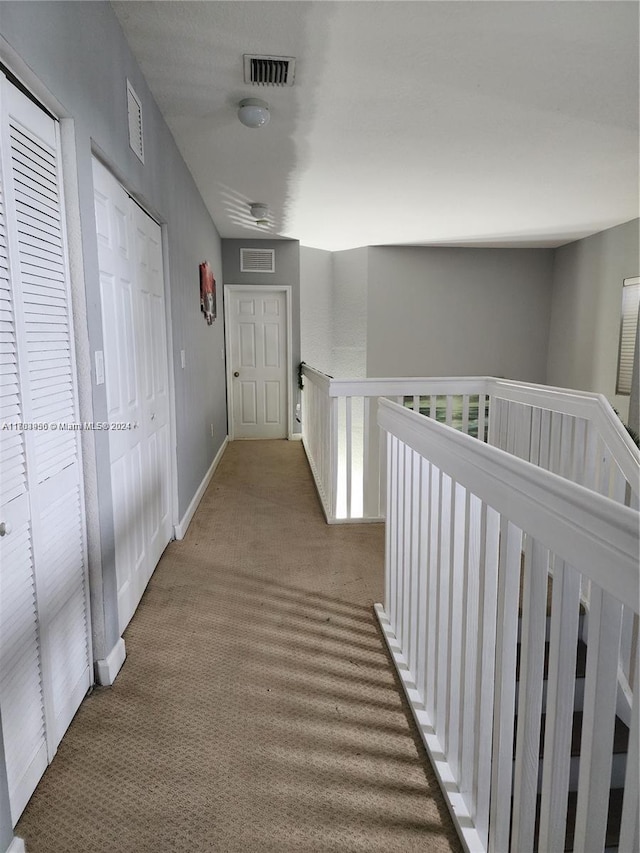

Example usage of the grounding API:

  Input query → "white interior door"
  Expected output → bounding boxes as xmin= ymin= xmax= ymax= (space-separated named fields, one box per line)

xmin=130 ymin=201 xmax=172 ymax=577
xmin=227 ymin=287 xmax=289 ymax=439
xmin=92 ymin=159 xmax=172 ymax=634
xmin=0 ymin=75 xmax=91 ymax=824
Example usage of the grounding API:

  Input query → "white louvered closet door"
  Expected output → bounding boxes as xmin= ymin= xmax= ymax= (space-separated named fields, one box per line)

xmin=0 ymin=75 xmax=91 ymax=825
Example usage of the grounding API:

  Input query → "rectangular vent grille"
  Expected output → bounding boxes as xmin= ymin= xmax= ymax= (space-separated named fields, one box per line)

xmin=126 ymin=81 xmax=144 ymax=163
xmin=240 ymin=248 xmax=275 ymax=273
xmin=244 ymin=55 xmax=295 ymax=87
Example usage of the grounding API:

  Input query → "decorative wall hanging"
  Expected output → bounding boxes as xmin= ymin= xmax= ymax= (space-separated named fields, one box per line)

xmin=199 ymin=261 xmax=216 ymax=325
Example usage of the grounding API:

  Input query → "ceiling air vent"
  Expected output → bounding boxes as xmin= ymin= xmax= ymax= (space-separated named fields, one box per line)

xmin=126 ymin=80 xmax=144 ymax=163
xmin=244 ymin=55 xmax=295 ymax=87
xmin=240 ymin=248 xmax=275 ymax=274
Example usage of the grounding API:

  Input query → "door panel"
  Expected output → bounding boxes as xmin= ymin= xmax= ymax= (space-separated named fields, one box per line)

xmin=131 ymin=202 xmax=171 ymax=574
xmin=240 ymin=322 xmax=256 ymax=367
xmin=94 ymin=166 xmax=146 ymax=632
xmin=93 ymin=161 xmax=172 ymax=633
xmin=264 ymin=381 xmax=281 ymax=424
xmin=228 ymin=289 xmax=288 ymax=440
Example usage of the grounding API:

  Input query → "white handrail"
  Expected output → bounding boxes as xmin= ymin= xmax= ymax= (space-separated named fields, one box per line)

xmin=378 ymin=400 xmax=638 ymax=601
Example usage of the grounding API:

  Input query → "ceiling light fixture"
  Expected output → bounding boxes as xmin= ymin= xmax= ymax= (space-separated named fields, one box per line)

xmin=249 ymin=203 xmax=269 ymax=225
xmin=238 ymin=98 xmax=270 ymax=128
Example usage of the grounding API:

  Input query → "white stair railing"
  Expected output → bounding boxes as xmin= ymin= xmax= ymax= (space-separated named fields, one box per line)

xmin=486 ymin=379 xmax=639 ymax=508
xmin=301 ymin=367 xmax=639 ymax=521
xmin=375 ymin=398 xmax=639 ymax=853
xmin=485 ymin=379 xmax=640 ymax=712
xmin=301 ymin=365 xmax=488 ymax=522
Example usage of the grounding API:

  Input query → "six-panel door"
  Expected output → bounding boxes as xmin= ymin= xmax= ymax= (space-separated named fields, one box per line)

xmin=228 ymin=289 xmax=288 ymax=440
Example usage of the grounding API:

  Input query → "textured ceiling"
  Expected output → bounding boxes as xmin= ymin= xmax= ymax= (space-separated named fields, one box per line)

xmin=112 ymin=1 xmax=639 ymax=251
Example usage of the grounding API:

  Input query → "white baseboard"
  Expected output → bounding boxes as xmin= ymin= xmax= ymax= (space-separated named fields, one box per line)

xmin=288 ymin=432 xmax=302 ymax=441
xmin=174 ymin=437 xmax=228 ymax=540
xmin=7 ymin=836 xmax=26 ymax=853
xmin=95 ymin=637 xmax=126 ymax=686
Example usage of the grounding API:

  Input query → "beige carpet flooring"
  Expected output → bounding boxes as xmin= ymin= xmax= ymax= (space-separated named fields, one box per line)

xmin=16 ymin=440 xmax=461 ymax=853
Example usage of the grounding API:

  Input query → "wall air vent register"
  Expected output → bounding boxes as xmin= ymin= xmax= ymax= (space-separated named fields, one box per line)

xmin=126 ymin=80 xmax=144 ymax=163
xmin=240 ymin=248 xmax=275 ymax=274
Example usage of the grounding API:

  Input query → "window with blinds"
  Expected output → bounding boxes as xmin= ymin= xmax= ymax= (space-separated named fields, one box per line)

xmin=616 ymin=276 xmax=640 ymax=395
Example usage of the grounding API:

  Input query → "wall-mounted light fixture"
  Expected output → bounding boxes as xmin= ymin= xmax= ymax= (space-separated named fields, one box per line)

xmin=238 ymin=98 xmax=270 ymax=128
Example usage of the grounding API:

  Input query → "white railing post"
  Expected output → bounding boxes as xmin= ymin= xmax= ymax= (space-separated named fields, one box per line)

xmin=329 ymin=395 xmax=339 ymax=519
xmin=363 ymin=395 xmax=382 ymax=518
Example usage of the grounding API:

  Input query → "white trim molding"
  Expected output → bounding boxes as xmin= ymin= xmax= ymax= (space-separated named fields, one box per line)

xmin=6 ymin=837 xmax=26 ymax=853
xmin=174 ymin=437 xmax=228 ymax=540
xmin=95 ymin=638 xmax=126 ymax=687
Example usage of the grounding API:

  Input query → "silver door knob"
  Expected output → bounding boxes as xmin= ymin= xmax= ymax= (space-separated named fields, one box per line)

xmin=234 ymin=371 xmax=240 ymax=377
xmin=0 ymin=522 xmax=11 ymax=537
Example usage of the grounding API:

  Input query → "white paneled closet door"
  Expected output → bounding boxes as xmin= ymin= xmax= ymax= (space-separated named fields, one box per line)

xmin=130 ymin=202 xmax=172 ymax=579
xmin=92 ymin=159 xmax=172 ymax=635
xmin=0 ymin=76 xmax=91 ymax=824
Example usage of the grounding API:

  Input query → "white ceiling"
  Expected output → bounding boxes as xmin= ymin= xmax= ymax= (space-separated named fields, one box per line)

xmin=112 ymin=1 xmax=639 ymax=252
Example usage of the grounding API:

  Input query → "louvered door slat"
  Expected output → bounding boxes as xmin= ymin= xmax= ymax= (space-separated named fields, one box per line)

xmin=16 ymin=214 xmax=61 ymax=244
xmin=9 ymin=125 xmax=55 ymax=167
xmin=11 ymin=147 xmax=57 ymax=181
xmin=12 ymin=166 xmax=59 ymax=206
xmin=21 ymin=272 xmax=66 ymax=291
xmin=15 ymin=199 xmax=61 ymax=230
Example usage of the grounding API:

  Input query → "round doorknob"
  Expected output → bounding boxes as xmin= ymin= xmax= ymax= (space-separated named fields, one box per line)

xmin=234 ymin=371 xmax=240 ymax=377
xmin=0 ymin=522 xmax=11 ymax=537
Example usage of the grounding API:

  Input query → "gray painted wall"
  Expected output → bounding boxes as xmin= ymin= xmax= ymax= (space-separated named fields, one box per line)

xmin=547 ymin=219 xmax=640 ymax=421
xmin=222 ymin=238 xmax=301 ymax=432
xmin=300 ymin=246 xmax=332 ymax=375
xmin=367 ymin=246 xmax=554 ymax=380
xmin=332 ymin=248 xmax=368 ymax=378
xmin=0 ymin=4 xmax=225 ymax=661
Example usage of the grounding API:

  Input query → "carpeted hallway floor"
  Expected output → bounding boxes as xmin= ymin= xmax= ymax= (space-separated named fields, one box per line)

xmin=16 ymin=440 xmax=461 ymax=853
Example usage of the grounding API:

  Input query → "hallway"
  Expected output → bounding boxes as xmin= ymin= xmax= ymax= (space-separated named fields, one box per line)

xmin=16 ymin=440 xmax=460 ymax=852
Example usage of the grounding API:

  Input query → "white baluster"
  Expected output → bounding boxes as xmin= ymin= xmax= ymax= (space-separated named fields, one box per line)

xmin=619 ymin=652 xmax=639 ymax=852
xmin=573 ymin=587 xmax=623 ymax=852
xmin=538 ymin=558 xmax=581 ymax=853
xmin=476 ymin=505 xmax=500 ymax=849
xmin=489 ymin=519 xmax=522 ymax=853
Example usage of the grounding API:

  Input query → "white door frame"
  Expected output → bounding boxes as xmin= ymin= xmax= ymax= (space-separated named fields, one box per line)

xmin=224 ymin=284 xmax=293 ymax=440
